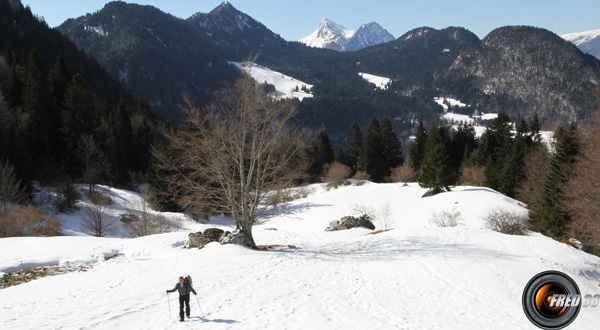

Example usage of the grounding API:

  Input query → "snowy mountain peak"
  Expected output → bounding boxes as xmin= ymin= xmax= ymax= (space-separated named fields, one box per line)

xmin=300 ymin=18 xmax=395 ymax=52
xmin=561 ymin=29 xmax=600 ymax=59
xmin=212 ymin=1 xmax=235 ymax=13
xmin=319 ymin=18 xmax=355 ymax=39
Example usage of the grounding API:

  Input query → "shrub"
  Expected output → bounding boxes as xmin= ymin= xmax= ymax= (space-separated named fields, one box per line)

xmin=53 ymin=181 xmax=80 ymax=213
xmin=483 ymin=207 xmax=528 ymax=235
xmin=0 ymin=205 xmax=61 ymax=237
xmin=376 ymin=202 xmax=394 ymax=230
xmin=391 ymin=165 xmax=417 ymax=184
xmin=89 ymin=190 xmax=112 ymax=206
xmin=323 ymin=163 xmax=351 ymax=189
xmin=459 ymin=165 xmax=485 ymax=186
xmin=352 ymin=204 xmax=375 ymax=222
xmin=351 ymin=171 xmax=370 ymax=186
xmin=122 ymin=199 xmax=179 ymax=237
xmin=265 ymin=183 xmax=313 ymax=208
xmin=294 ymin=184 xmax=313 ymax=199
xmin=430 ymin=208 xmax=463 ymax=227
xmin=81 ymin=202 xmax=116 ymax=237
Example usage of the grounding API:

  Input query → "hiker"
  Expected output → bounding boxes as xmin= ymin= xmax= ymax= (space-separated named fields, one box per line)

xmin=166 ymin=276 xmax=197 ymax=321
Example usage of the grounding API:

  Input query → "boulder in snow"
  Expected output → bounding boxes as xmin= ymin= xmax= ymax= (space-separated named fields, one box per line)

xmin=219 ymin=230 xmax=253 ymax=247
xmin=325 ymin=215 xmax=375 ymax=231
xmin=188 ymin=228 xmax=226 ymax=249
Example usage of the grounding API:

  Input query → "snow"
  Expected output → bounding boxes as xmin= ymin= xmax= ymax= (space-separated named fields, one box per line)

xmin=561 ymin=29 xmax=600 ymax=46
xmin=434 ymin=97 xmax=467 ymax=110
xmin=231 ymin=62 xmax=313 ymax=100
xmin=561 ymin=29 xmax=600 ymax=59
xmin=300 ymin=19 xmax=355 ymax=49
xmin=300 ymin=19 xmax=394 ymax=52
xmin=358 ymin=72 xmax=391 ymax=90
xmin=84 ymin=25 xmax=106 ymax=37
xmin=2 ymin=183 xmax=600 ymax=329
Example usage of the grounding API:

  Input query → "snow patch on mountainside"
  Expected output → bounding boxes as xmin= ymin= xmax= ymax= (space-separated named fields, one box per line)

xmin=358 ymin=72 xmax=391 ymax=90
xmin=84 ymin=25 xmax=107 ymax=37
xmin=434 ymin=97 xmax=467 ymax=110
xmin=231 ymin=62 xmax=313 ymax=100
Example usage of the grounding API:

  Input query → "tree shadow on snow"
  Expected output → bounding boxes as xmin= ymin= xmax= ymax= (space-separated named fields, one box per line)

xmin=191 ymin=316 xmax=239 ymax=324
xmin=258 ymin=202 xmax=333 ymax=221
xmin=290 ymin=236 xmax=524 ymax=263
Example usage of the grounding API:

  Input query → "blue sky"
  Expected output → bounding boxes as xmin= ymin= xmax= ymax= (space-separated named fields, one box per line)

xmin=20 ymin=0 xmax=600 ymax=40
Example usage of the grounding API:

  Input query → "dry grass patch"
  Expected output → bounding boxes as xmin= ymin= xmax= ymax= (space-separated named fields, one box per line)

xmin=1 ymin=265 xmax=93 ymax=289
xmin=256 ymin=244 xmax=299 ymax=250
xmin=366 ymin=229 xmax=392 ymax=236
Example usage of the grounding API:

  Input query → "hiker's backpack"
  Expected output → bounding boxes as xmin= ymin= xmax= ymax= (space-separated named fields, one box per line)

xmin=183 ymin=275 xmax=193 ymax=289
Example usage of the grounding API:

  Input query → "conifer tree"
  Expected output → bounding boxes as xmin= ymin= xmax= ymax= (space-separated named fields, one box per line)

xmin=345 ymin=121 xmax=363 ymax=175
xmin=381 ymin=117 xmax=404 ymax=173
xmin=408 ymin=120 xmax=427 ymax=172
xmin=529 ymin=122 xmax=579 ymax=237
xmin=361 ymin=116 xmax=387 ymax=182
xmin=48 ymin=56 xmax=72 ymax=109
xmin=529 ymin=113 xmax=542 ymax=145
xmin=3 ymin=62 xmax=22 ymax=108
xmin=307 ymin=128 xmax=334 ymax=180
xmin=0 ymin=159 xmax=28 ymax=217
xmin=22 ymin=48 xmax=55 ymax=155
xmin=499 ymin=119 xmax=528 ymax=198
xmin=110 ymin=100 xmax=133 ymax=184
xmin=450 ymin=122 xmax=477 ymax=173
xmin=418 ymin=124 xmax=453 ymax=197
xmin=61 ymin=73 xmax=97 ymax=166
xmin=479 ymin=112 xmax=513 ymax=190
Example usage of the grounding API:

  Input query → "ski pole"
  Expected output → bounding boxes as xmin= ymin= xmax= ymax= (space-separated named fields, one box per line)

xmin=194 ymin=294 xmax=205 ymax=318
xmin=167 ymin=292 xmax=171 ymax=318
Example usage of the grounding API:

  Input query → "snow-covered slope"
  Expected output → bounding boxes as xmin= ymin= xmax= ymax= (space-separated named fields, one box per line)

xmin=562 ymin=29 xmax=600 ymax=60
xmin=231 ymin=61 xmax=313 ymax=100
xmin=300 ymin=19 xmax=395 ymax=52
xmin=1 ymin=183 xmax=599 ymax=329
xmin=358 ymin=72 xmax=391 ymax=90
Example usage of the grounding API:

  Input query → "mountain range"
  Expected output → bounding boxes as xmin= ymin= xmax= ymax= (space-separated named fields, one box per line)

xmin=562 ymin=29 xmax=600 ymax=60
xmin=13 ymin=0 xmax=599 ymax=138
xmin=299 ymin=19 xmax=395 ymax=52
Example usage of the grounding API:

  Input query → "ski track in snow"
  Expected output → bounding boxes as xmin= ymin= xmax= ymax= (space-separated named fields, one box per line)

xmin=1 ymin=183 xmax=600 ymax=329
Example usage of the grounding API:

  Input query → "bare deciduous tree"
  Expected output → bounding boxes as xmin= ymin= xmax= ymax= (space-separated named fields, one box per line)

xmin=77 ymin=134 xmax=110 ymax=195
xmin=563 ymin=115 xmax=600 ymax=253
xmin=154 ymin=72 xmax=306 ymax=248
xmin=376 ymin=202 xmax=394 ymax=230
xmin=0 ymin=159 xmax=27 ymax=217
xmin=81 ymin=202 xmax=116 ymax=237
xmin=123 ymin=199 xmax=177 ymax=237
xmin=515 ymin=143 xmax=550 ymax=220
xmin=430 ymin=208 xmax=463 ymax=228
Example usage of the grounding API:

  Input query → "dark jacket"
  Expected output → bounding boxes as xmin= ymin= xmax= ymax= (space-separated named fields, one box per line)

xmin=167 ymin=282 xmax=196 ymax=296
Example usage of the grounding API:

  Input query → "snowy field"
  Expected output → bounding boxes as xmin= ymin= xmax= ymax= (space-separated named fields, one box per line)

xmin=434 ymin=97 xmax=468 ymax=110
xmin=231 ymin=62 xmax=313 ymax=100
xmin=1 ymin=183 xmax=600 ymax=329
xmin=358 ymin=72 xmax=391 ymax=90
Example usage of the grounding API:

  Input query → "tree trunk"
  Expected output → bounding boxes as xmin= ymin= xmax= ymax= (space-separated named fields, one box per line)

xmin=241 ymin=218 xmax=257 ymax=249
